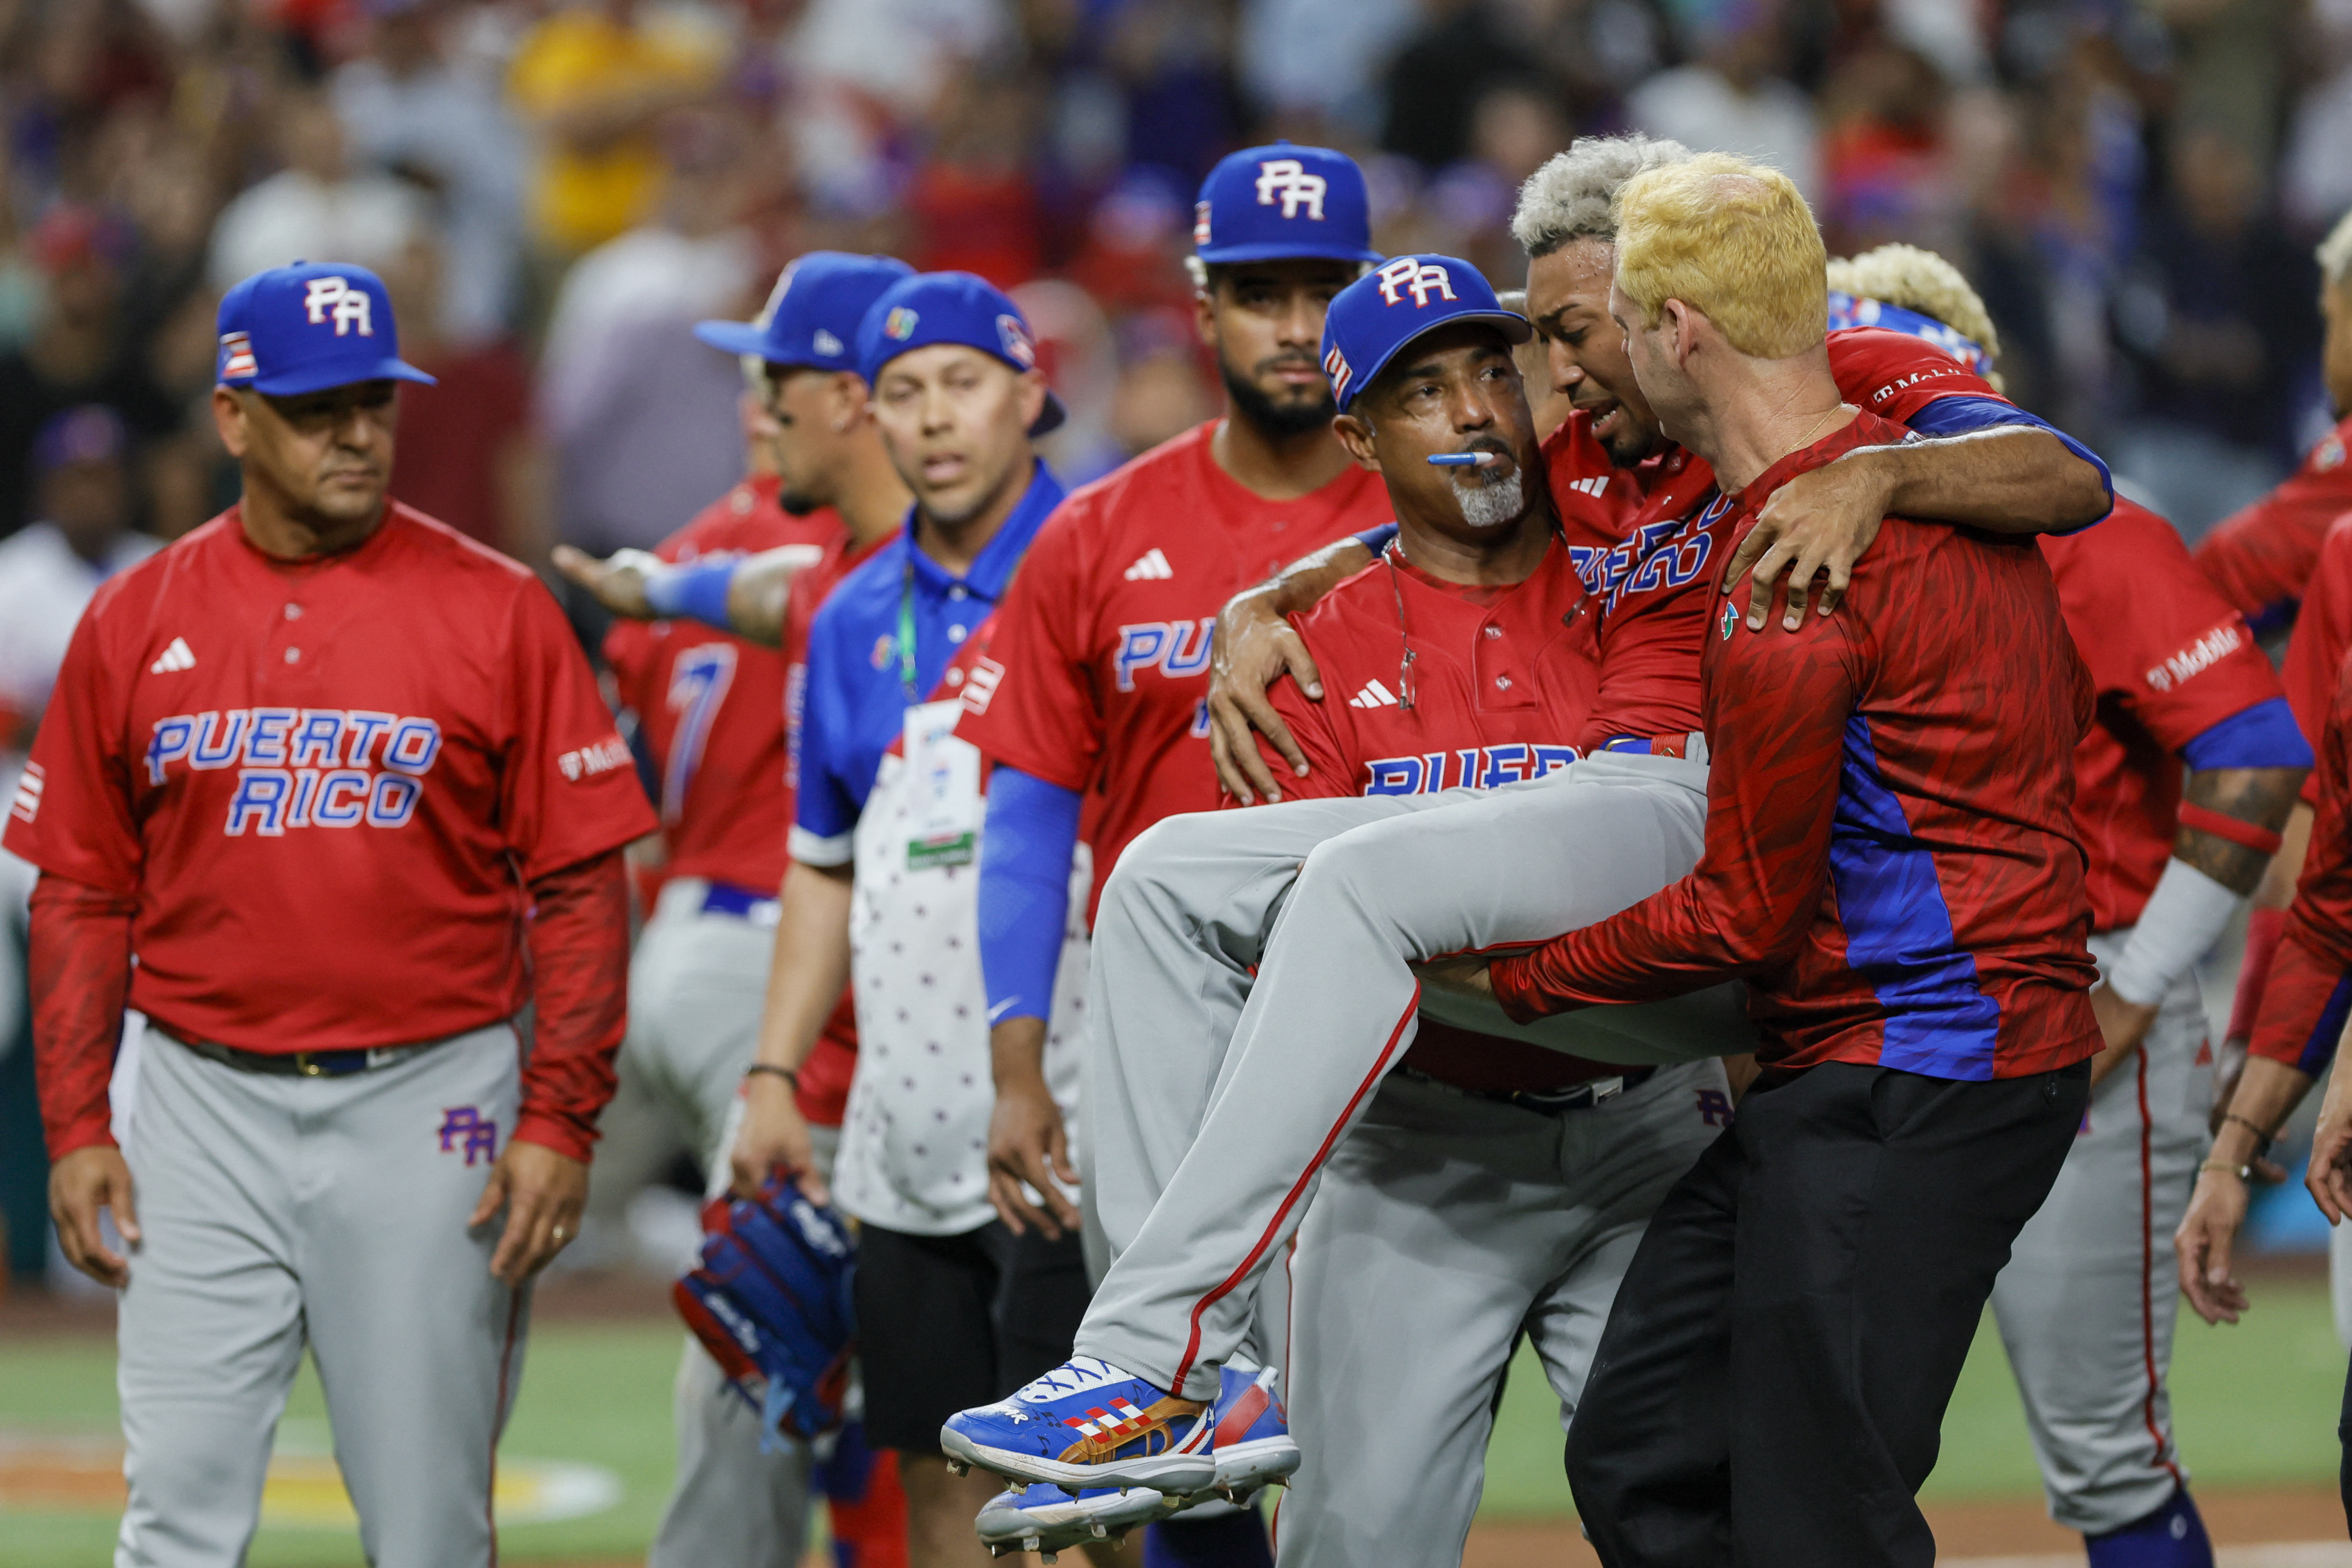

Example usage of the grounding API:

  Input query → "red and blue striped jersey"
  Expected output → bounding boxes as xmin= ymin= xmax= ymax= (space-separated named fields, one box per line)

xmin=1490 ymin=411 xmax=2103 ymax=1081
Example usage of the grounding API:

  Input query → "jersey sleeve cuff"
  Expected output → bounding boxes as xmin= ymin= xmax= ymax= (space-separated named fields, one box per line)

xmin=789 ymin=826 xmax=854 ymax=867
xmin=43 ymin=1114 xmax=117 ymax=1161
xmin=513 ymin=1107 xmax=597 ymax=1163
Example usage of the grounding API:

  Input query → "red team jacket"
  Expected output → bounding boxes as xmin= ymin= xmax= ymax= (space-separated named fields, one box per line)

xmin=4 ymin=504 xmax=658 ymax=1157
xmin=2253 ymin=649 xmax=2352 ymax=1077
xmin=957 ymin=420 xmax=1392 ymax=919
xmin=2192 ymin=414 xmax=2352 ymax=634
xmin=2041 ymin=499 xmax=2286 ymax=931
xmin=604 ymin=474 xmax=835 ymax=893
xmin=1490 ymin=413 xmax=2104 ymax=1081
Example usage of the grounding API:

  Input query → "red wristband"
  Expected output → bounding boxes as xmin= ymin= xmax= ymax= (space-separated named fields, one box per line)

xmin=2178 ymin=801 xmax=2284 ymax=858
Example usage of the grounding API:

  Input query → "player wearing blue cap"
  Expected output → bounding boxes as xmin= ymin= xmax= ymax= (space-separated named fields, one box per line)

xmin=721 ymin=269 xmax=1082 ymax=1564
xmin=17 ymin=262 xmax=654 ymax=1567
xmin=559 ymin=252 xmax=917 ymax=1568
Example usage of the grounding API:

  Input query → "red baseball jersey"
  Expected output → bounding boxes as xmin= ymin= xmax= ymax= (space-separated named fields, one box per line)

xmin=1491 ymin=412 xmax=2103 ymax=1080
xmin=605 ymin=475 xmax=839 ymax=894
xmin=1253 ymin=532 xmax=1617 ymax=1092
xmin=2277 ymin=514 xmax=2352 ymax=809
xmin=955 ymin=421 xmax=1391 ymax=919
xmin=1571 ymin=327 xmax=2024 ymax=750
xmin=782 ymin=523 xmax=896 ymax=1128
xmin=2254 ymin=651 xmax=2352 ymax=1077
xmin=4 ymin=503 xmax=657 ymax=1054
xmin=2041 ymin=498 xmax=2285 ymax=930
xmin=2193 ymin=414 xmax=2352 ymax=634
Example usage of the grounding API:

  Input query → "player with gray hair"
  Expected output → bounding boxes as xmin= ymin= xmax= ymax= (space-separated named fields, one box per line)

xmin=1508 ymin=131 xmax=1693 ymax=256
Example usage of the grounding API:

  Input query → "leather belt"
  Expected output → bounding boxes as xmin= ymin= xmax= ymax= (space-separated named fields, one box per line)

xmin=154 ymin=1020 xmax=433 ymax=1079
xmin=1395 ymin=1064 xmax=1656 ymax=1116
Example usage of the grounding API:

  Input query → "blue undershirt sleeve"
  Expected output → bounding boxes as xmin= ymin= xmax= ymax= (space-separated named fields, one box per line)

xmin=2179 ymin=697 xmax=2316 ymax=772
xmin=978 ymin=764 xmax=1084 ymax=1026
xmin=1898 ymin=395 xmax=2114 ymax=530
xmin=644 ymin=557 xmax=740 ymax=630
xmin=1353 ymin=523 xmax=1399 ymax=555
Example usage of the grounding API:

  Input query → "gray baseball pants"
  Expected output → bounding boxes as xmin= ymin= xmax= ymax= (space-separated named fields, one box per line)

xmin=1989 ymin=927 xmax=2212 ymax=1535
xmin=115 ymin=1019 xmax=528 ymax=1568
xmin=625 ymin=878 xmax=820 ymax=1568
xmin=1279 ymin=1062 xmax=1728 ymax=1568
xmin=1078 ymin=753 xmax=1743 ymax=1399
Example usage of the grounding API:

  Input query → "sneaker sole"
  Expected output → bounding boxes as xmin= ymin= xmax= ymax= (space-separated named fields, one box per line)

xmin=942 ymin=1426 xmax=1217 ymax=1494
xmin=976 ymin=1491 xmax=1176 ymax=1555
xmin=1211 ymin=1433 xmax=1300 ymax=1492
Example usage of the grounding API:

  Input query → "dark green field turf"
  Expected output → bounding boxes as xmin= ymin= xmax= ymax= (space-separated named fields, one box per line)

xmin=1 ymin=1280 xmax=2341 ymax=1564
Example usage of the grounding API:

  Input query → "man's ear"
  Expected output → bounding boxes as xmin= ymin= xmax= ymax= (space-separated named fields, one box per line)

xmin=831 ymin=371 xmax=868 ymax=431
xmin=1017 ymin=368 xmax=1049 ymax=432
xmin=211 ymin=386 xmax=250 ymax=459
xmin=1331 ymin=411 xmax=1380 ymax=470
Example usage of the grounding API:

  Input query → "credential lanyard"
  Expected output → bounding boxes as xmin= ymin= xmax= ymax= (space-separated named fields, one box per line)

xmin=897 ymin=556 xmax=921 ymax=702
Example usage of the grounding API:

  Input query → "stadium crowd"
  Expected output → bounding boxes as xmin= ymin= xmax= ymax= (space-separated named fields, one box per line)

xmin=0 ymin=0 xmax=2350 ymax=1285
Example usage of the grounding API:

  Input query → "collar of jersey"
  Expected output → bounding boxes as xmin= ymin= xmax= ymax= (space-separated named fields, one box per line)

xmin=893 ymin=457 xmax=1065 ymax=603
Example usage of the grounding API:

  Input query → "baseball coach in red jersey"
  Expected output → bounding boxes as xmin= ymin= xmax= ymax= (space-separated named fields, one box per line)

xmin=5 ymin=261 xmax=654 ymax=1568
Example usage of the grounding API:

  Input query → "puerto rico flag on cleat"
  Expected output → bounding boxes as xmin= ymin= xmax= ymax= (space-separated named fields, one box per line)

xmin=941 ymin=1357 xmax=1215 ymax=1493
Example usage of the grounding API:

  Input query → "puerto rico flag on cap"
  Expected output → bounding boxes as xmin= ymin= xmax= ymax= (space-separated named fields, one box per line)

xmin=1193 ymin=142 xmax=1380 ymax=267
xmin=215 ymin=261 xmax=435 ymax=396
xmin=854 ymin=271 xmax=1067 ymax=436
xmin=1318 ymin=254 xmax=1531 ymax=413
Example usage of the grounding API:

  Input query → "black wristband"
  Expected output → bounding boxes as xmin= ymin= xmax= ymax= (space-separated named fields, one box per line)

xmin=744 ymin=1063 xmax=800 ymax=1089
xmin=2221 ymin=1111 xmax=2277 ymax=1157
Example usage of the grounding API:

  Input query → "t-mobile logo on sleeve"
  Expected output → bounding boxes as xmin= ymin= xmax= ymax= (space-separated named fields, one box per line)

xmin=143 ymin=709 xmax=442 ymax=836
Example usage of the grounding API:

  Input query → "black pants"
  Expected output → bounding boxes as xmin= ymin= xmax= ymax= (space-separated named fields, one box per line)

xmin=1565 ymin=1059 xmax=2089 ymax=1568
xmin=855 ymin=1219 xmax=1092 ymax=1453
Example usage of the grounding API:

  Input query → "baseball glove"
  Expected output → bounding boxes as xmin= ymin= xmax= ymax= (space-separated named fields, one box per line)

xmin=675 ymin=1173 xmax=857 ymax=1454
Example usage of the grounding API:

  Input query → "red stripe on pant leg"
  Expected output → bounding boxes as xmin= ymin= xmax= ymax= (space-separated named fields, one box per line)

xmin=2135 ymin=1049 xmax=2185 ymax=1491
xmin=1171 ymin=985 xmax=1422 ymax=1395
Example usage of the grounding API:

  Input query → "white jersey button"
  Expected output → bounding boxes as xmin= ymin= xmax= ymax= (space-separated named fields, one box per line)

xmin=1484 ymin=626 xmax=1501 ymax=638
xmin=285 ymin=647 xmax=301 ymax=663
xmin=1494 ymin=674 xmax=1510 ymax=690
xmin=948 ymin=624 xmax=967 ymax=644
xmin=284 ymin=603 xmax=303 ymax=620
xmin=948 ymin=585 xmax=967 ymax=600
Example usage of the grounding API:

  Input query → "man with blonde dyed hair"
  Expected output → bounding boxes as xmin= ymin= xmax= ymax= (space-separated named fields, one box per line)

xmin=1418 ymin=153 xmax=2106 ymax=1567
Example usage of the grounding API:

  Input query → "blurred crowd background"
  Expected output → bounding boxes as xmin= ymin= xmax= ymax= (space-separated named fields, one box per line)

xmin=3 ymin=0 xmax=2352 ymax=1281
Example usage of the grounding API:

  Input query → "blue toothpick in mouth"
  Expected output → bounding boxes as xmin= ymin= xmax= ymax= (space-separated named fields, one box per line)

xmin=1427 ymin=451 xmax=1501 ymax=467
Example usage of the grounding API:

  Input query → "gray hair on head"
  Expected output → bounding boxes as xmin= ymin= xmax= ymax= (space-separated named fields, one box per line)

xmin=1509 ymin=133 xmax=1694 ymax=257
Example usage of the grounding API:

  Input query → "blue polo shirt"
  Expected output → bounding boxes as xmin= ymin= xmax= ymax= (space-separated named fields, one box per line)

xmin=789 ymin=459 xmax=1065 ymax=865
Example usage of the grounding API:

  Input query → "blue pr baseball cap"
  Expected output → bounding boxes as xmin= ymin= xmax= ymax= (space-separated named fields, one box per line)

xmin=856 ymin=271 xmax=1067 ymax=436
xmin=695 ymin=251 xmax=914 ymax=372
xmin=1319 ymin=254 xmax=1532 ymax=413
xmin=1192 ymin=141 xmax=1380 ymax=267
xmin=214 ymin=261 xmax=435 ymax=395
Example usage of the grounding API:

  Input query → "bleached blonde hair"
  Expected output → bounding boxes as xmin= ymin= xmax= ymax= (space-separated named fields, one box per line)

xmin=1612 ymin=153 xmax=1826 ymax=361
xmin=2319 ymin=209 xmax=2352 ymax=291
xmin=1826 ymin=243 xmax=2008 ymax=394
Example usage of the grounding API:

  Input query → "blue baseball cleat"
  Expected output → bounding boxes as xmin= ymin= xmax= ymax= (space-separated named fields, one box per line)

xmin=975 ymin=1481 xmax=1177 ymax=1559
xmin=941 ymin=1357 xmax=1215 ymax=1492
xmin=1207 ymin=1362 xmax=1298 ymax=1496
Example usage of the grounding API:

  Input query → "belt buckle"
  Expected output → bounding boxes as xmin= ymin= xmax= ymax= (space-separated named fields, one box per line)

xmin=1588 ymin=1076 xmax=1625 ymax=1104
xmin=294 ymin=1052 xmax=324 ymax=1078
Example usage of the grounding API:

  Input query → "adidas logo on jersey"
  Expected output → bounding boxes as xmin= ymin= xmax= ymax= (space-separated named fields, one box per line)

xmin=1348 ymin=678 xmax=1401 ymax=709
xmin=1124 ymin=548 xmax=1173 ymax=581
xmin=1565 ymin=476 xmax=1608 ymax=499
xmin=150 ymin=637 xmax=196 ymax=674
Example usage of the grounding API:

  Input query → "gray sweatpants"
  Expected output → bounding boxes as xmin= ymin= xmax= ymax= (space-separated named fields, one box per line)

xmin=625 ymin=879 xmax=818 ymax=1568
xmin=1079 ymin=754 xmax=1742 ymax=1398
xmin=116 ymin=1020 xmax=529 ymax=1568
xmin=1989 ymin=926 xmax=2212 ymax=1535
xmin=1279 ymin=1063 xmax=1727 ymax=1568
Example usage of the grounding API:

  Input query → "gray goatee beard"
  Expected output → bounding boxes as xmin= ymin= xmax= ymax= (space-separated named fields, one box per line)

xmin=1454 ymin=470 xmax=1525 ymax=531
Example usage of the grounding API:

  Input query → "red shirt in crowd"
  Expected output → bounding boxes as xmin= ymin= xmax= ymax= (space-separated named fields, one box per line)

xmin=2192 ymin=414 xmax=2352 ymax=635
xmin=1491 ymin=413 xmax=2104 ymax=1081
xmin=604 ymin=475 xmax=836 ymax=894
xmin=2041 ymin=499 xmax=2286 ymax=930
xmin=959 ymin=420 xmax=1391 ymax=919
xmin=6 ymin=504 xmax=656 ymax=1156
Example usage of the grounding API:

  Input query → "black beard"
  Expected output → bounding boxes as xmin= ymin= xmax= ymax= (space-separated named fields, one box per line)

xmin=1221 ymin=356 xmax=1336 ymax=440
xmin=777 ymin=486 xmax=822 ymax=517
